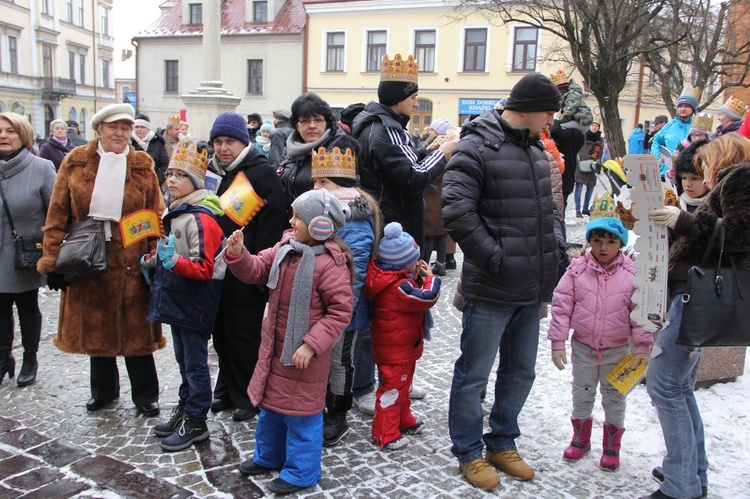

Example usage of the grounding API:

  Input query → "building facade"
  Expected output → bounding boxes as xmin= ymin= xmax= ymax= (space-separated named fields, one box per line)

xmin=0 ymin=0 xmax=116 ymax=140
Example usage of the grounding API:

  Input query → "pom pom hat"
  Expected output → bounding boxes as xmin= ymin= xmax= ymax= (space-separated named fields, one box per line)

xmin=378 ymin=222 xmax=421 ymax=270
xmin=210 ymin=112 xmax=251 ymax=146
xmin=291 ymin=189 xmax=348 ymax=241
xmin=585 ymin=192 xmax=628 ymax=246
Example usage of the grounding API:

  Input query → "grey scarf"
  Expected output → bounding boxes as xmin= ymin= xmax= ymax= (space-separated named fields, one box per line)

xmin=268 ymin=239 xmax=327 ymax=365
xmin=285 ymin=129 xmax=332 ymax=160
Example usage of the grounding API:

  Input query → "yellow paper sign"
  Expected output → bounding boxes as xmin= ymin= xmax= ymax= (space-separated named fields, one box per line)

xmin=119 ymin=209 xmax=164 ymax=248
xmin=219 ymin=171 xmax=267 ymax=226
xmin=606 ymin=354 xmax=647 ymax=396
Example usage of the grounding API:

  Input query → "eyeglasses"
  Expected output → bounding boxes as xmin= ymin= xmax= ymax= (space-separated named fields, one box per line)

xmin=298 ymin=117 xmax=326 ymax=126
xmin=166 ymin=171 xmax=188 ymax=180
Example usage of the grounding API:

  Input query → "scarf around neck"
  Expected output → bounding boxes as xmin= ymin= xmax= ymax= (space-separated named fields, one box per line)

xmin=285 ymin=129 xmax=332 ymax=160
xmin=89 ymin=141 xmax=129 ymax=239
xmin=0 ymin=148 xmax=33 ymax=181
xmin=679 ymin=191 xmax=707 ymax=211
xmin=267 ymin=238 xmax=328 ymax=365
xmin=210 ymin=144 xmax=253 ymax=175
xmin=132 ymin=130 xmax=155 ymax=151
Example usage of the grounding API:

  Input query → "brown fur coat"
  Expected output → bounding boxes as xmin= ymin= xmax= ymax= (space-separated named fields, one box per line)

xmin=38 ymin=140 xmax=167 ymax=357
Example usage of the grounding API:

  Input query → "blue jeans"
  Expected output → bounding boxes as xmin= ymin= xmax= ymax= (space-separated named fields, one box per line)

xmin=647 ymin=296 xmax=708 ymax=499
xmin=449 ymin=299 xmax=541 ymax=463
xmin=352 ymin=325 xmax=376 ymax=397
xmin=574 ymin=182 xmax=595 ymax=213
xmin=171 ymin=326 xmax=212 ymax=420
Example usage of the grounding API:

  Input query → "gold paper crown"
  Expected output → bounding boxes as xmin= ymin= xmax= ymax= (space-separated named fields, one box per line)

xmin=550 ymin=70 xmax=569 ymax=86
xmin=723 ymin=96 xmax=748 ymax=118
xmin=167 ymin=115 xmax=181 ymax=127
xmin=168 ymin=140 xmax=208 ymax=181
xmin=692 ymin=112 xmax=713 ymax=132
xmin=589 ymin=192 xmax=619 ymax=221
xmin=311 ymin=146 xmax=356 ymax=181
xmin=680 ymin=84 xmax=701 ymax=101
xmin=380 ymin=54 xmax=419 ymax=84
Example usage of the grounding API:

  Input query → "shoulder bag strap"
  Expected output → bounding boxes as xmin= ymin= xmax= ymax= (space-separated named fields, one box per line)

xmin=699 ymin=218 xmax=724 ymax=268
xmin=0 ymin=184 xmax=19 ymax=240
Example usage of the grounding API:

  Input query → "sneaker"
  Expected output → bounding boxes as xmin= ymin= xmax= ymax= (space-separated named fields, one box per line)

xmin=431 ymin=262 xmax=447 ymax=276
xmin=160 ymin=416 xmax=210 ymax=452
xmin=459 ymin=458 xmax=500 ymax=490
xmin=576 ymin=211 xmax=583 ymax=218
xmin=402 ymin=420 xmax=425 ymax=435
xmin=323 ymin=412 xmax=350 ymax=447
xmin=486 ymin=449 xmax=535 ymax=481
xmin=408 ymin=383 xmax=426 ymax=399
xmin=383 ymin=437 xmax=409 ymax=451
xmin=353 ymin=392 xmax=376 ymax=416
xmin=153 ymin=403 xmax=185 ymax=437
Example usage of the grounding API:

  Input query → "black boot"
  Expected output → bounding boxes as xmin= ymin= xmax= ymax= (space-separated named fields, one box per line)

xmin=445 ymin=254 xmax=456 ymax=270
xmin=153 ymin=401 xmax=186 ymax=437
xmin=0 ymin=315 xmax=15 ymax=383
xmin=16 ymin=314 xmax=41 ymax=387
xmin=160 ymin=415 xmax=210 ymax=452
xmin=323 ymin=394 xmax=352 ymax=447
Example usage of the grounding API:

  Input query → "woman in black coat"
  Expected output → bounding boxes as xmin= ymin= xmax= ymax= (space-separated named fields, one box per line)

xmin=130 ymin=114 xmax=170 ymax=186
xmin=39 ymin=119 xmax=75 ymax=171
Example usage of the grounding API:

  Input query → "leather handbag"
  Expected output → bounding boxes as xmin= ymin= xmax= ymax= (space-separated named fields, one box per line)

xmin=578 ymin=159 xmax=596 ymax=173
xmin=55 ymin=219 xmax=108 ymax=282
xmin=0 ymin=185 xmax=43 ymax=271
xmin=677 ymin=218 xmax=750 ymax=347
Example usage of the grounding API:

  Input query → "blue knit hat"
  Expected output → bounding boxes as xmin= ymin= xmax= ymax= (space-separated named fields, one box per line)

xmin=585 ymin=193 xmax=628 ymax=246
xmin=378 ymin=222 xmax=420 ymax=270
xmin=210 ymin=113 xmax=250 ymax=145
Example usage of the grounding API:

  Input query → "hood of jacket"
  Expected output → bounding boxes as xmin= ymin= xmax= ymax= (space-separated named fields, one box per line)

xmin=365 ymin=260 xmax=411 ymax=298
xmin=352 ymin=101 xmax=410 ymax=137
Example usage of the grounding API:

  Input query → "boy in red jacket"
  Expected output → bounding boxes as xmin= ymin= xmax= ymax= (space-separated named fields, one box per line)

xmin=365 ymin=222 xmax=441 ymax=450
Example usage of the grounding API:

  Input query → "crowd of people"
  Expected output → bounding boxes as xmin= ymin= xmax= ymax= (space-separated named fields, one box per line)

xmin=1 ymin=54 xmax=748 ymax=498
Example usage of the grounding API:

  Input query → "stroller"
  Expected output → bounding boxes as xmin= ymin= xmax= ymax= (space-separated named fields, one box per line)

xmin=597 ymin=159 xmax=628 ymax=196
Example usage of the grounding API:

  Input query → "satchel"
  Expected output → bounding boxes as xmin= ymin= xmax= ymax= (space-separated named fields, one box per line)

xmin=55 ymin=219 xmax=108 ymax=282
xmin=677 ymin=218 xmax=750 ymax=347
xmin=578 ymin=159 xmax=595 ymax=173
xmin=0 ymin=185 xmax=43 ymax=271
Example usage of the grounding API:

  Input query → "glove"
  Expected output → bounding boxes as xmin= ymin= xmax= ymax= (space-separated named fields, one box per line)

xmin=157 ymin=235 xmax=178 ymax=270
xmin=46 ymin=271 xmax=69 ymax=292
xmin=632 ymin=353 xmax=651 ymax=370
xmin=552 ymin=350 xmax=567 ymax=370
xmin=649 ymin=206 xmax=681 ymax=229
xmin=140 ymin=254 xmax=154 ymax=286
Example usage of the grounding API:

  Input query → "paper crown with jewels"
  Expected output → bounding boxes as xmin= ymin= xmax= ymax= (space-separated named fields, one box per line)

xmin=167 ymin=115 xmax=181 ymax=127
xmin=550 ymin=70 xmax=569 ymax=86
xmin=380 ymin=54 xmax=419 ymax=84
xmin=586 ymin=192 xmax=628 ymax=245
xmin=722 ymin=96 xmax=748 ymax=119
xmin=168 ymin=140 xmax=208 ymax=181
xmin=311 ymin=146 xmax=356 ymax=181
xmin=691 ymin=112 xmax=714 ymax=132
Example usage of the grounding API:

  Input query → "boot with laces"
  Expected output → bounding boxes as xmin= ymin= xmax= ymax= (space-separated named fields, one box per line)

xmin=153 ymin=402 xmax=186 ymax=437
xmin=160 ymin=415 xmax=209 ymax=452
xmin=459 ymin=458 xmax=500 ymax=490
xmin=486 ymin=449 xmax=535 ymax=480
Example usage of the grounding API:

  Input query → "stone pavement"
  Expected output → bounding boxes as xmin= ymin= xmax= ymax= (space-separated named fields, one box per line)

xmin=1 ymin=242 xmax=748 ymax=498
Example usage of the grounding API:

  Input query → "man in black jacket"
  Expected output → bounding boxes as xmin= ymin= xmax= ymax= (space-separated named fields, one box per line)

xmin=352 ymin=53 xmax=456 ymax=248
xmin=442 ymin=72 xmax=565 ymax=490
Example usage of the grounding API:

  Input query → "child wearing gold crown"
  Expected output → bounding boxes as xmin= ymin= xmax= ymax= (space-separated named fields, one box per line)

xmin=309 ymin=141 xmax=382 ymax=447
xmin=547 ymin=192 xmax=653 ymax=471
xmin=140 ymin=140 xmax=227 ymax=452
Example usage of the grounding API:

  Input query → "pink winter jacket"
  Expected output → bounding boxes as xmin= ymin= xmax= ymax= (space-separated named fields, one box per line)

xmin=225 ymin=231 xmax=353 ymax=416
xmin=548 ymin=251 xmax=653 ymax=357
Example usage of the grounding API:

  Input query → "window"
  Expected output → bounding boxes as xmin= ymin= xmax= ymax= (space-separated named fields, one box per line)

xmin=42 ymin=44 xmax=53 ymax=77
xmin=648 ymin=70 xmax=658 ymax=87
xmin=78 ymin=0 xmax=84 ymax=26
xmin=66 ymin=0 xmax=73 ymax=23
xmin=101 ymin=59 xmax=110 ymax=88
xmin=512 ymin=27 xmax=537 ymax=72
xmin=247 ymin=59 xmax=263 ymax=95
xmin=69 ymin=51 xmax=76 ymax=81
xmin=189 ymin=3 xmax=202 ymax=25
xmin=366 ymin=30 xmax=387 ymax=72
xmin=326 ymin=32 xmax=345 ymax=72
xmin=101 ymin=7 xmax=110 ymax=36
xmin=253 ymin=1 xmax=267 ymax=23
xmin=414 ymin=30 xmax=436 ymax=73
xmin=41 ymin=0 xmax=50 ymax=15
xmin=165 ymin=60 xmax=179 ymax=94
xmin=79 ymin=53 xmax=86 ymax=84
xmin=463 ymin=28 xmax=487 ymax=72
xmin=9 ymin=36 xmax=18 ymax=74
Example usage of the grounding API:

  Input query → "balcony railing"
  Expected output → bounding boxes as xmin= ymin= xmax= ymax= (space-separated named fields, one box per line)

xmin=42 ymin=77 xmax=77 ymax=100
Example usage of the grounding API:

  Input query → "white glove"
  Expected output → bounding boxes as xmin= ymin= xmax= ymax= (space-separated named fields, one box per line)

xmin=649 ymin=206 xmax=681 ymax=229
xmin=552 ymin=350 xmax=567 ymax=370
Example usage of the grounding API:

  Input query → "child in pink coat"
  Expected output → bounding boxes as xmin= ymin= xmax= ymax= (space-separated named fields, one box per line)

xmin=547 ymin=193 xmax=653 ymax=471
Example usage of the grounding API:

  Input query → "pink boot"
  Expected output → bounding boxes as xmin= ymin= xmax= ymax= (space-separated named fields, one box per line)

xmin=599 ymin=422 xmax=625 ymax=471
xmin=563 ymin=417 xmax=593 ymax=461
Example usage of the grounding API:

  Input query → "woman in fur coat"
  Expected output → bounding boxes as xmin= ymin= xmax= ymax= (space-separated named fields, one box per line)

xmin=37 ymin=104 xmax=166 ymax=416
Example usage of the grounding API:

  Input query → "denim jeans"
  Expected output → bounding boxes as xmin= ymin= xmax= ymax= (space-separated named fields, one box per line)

xmin=647 ymin=296 xmax=708 ymax=499
xmin=574 ymin=182 xmax=595 ymax=213
xmin=352 ymin=325 xmax=376 ymax=397
xmin=171 ymin=326 xmax=212 ymax=420
xmin=449 ymin=299 xmax=541 ymax=463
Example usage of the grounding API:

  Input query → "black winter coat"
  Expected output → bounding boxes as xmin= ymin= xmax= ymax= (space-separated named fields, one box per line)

xmin=441 ymin=109 xmax=564 ymax=305
xmin=131 ymin=134 xmax=170 ymax=186
xmin=352 ymin=101 xmax=447 ymax=247
xmin=38 ymin=138 xmax=75 ymax=171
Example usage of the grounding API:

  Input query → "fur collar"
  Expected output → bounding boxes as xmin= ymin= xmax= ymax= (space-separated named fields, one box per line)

xmin=62 ymin=139 xmax=155 ymax=183
xmin=348 ymin=195 xmax=374 ymax=221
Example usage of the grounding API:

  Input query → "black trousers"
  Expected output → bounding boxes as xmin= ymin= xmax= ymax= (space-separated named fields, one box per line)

xmin=211 ymin=300 xmax=265 ymax=409
xmin=90 ymin=354 xmax=159 ymax=406
xmin=549 ymin=125 xmax=586 ymax=208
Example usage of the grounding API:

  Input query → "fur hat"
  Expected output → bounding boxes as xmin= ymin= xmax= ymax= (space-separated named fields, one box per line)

xmin=210 ymin=113 xmax=251 ymax=146
xmin=90 ymin=103 xmax=135 ymax=131
xmin=378 ymin=222 xmax=420 ymax=270
xmin=503 ymin=73 xmax=562 ymax=113
xmin=168 ymin=140 xmax=208 ymax=189
xmin=674 ymin=139 xmax=709 ymax=177
xmin=430 ymin=118 xmax=453 ymax=136
xmin=378 ymin=54 xmax=419 ymax=107
xmin=291 ymin=189 xmax=348 ymax=241
xmin=585 ymin=192 xmax=628 ymax=246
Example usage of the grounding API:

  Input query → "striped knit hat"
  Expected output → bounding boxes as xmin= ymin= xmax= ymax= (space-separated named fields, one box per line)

xmin=378 ymin=222 xmax=420 ymax=270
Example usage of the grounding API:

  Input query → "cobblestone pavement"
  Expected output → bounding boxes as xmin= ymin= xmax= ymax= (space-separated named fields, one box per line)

xmin=1 ymin=230 xmax=749 ymax=498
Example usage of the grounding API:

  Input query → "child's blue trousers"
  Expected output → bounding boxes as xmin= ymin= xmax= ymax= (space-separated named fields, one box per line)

xmin=171 ymin=325 xmax=211 ymax=420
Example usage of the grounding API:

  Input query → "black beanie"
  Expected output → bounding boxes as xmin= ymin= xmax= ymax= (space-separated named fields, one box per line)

xmin=504 ymin=73 xmax=562 ymax=113
xmin=378 ymin=81 xmax=419 ymax=107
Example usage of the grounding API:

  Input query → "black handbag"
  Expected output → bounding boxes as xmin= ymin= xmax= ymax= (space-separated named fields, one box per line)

xmin=55 ymin=218 xmax=108 ymax=282
xmin=677 ymin=218 xmax=750 ymax=347
xmin=0 ymin=185 xmax=43 ymax=271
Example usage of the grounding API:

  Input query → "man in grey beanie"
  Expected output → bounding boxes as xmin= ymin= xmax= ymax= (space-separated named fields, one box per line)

xmin=442 ymin=72 xmax=565 ymax=490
